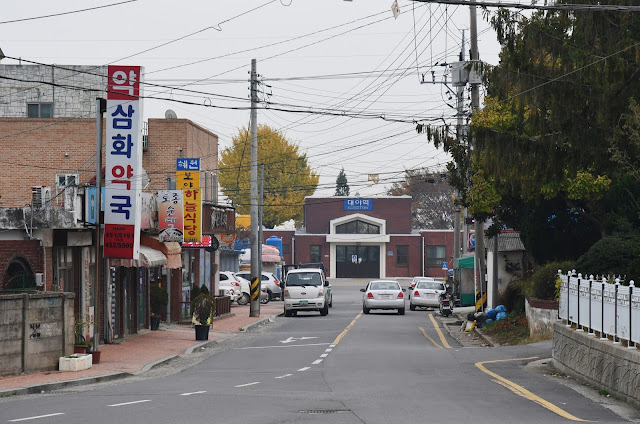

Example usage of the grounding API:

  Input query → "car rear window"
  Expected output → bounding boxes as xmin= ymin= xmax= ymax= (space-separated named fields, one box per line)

xmin=286 ymin=272 xmax=322 ymax=286
xmin=370 ymin=281 xmax=400 ymax=290
xmin=417 ymin=282 xmax=445 ymax=290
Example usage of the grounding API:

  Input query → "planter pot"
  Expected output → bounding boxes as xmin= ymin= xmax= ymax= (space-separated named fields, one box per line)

xmin=195 ymin=324 xmax=210 ymax=341
xmin=74 ymin=344 xmax=90 ymax=354
xmin=91 ymin=350 xmax=101 ymax=364
xmin=59 ymin=354 xmax=92 ymax=371
xmin=150 ymin=316 xmax=160 ymax=331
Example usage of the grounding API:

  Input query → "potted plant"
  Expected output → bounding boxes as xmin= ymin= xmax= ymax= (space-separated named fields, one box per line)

xmin=191 ymin=293 xmax=215 ymax=341
xmin=73 ymin=319 xmax=91 ymax=354
xmin=150 ymin=284 xmax=169 ymax=331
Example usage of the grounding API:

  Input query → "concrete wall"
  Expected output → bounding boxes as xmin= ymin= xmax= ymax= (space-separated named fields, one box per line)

xmin=0 ymin=292 xmax=75 ymax=376
xmin=525 ymin=297 xmax=558 ymax=339
xmin=553 ymin=323 xmax=640 ymax=406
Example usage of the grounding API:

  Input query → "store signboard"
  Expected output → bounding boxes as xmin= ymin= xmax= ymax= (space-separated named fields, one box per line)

xmin=158 ymin=190 xmax=184 ymax=242
xmin=104 ymin=65 xmax=143 ymax=259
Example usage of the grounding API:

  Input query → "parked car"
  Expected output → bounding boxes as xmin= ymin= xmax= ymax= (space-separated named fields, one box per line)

xmin=408 ymin=276 xmax=437 ymax=292
xmin=283 ymin=268 xmax=331 ymax=316
xmin=220 ymin=271 xmax=250 ymax=305
xmin=235 ymin=271 xmax=282 ymax=301
xmin=409 ymin=280 xmax=446 ymax=311
xmin=361 ymin=280 xmax=406 ymax=315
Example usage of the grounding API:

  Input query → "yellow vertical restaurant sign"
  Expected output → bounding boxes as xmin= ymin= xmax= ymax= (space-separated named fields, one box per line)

xmin=183 ymin=188 xmax=202 ymax=243
xmin=177 ymin=170 xmax=200 ymax=190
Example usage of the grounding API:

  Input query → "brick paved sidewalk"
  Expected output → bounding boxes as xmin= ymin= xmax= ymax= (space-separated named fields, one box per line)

xmin=0 ymin=302 xmax=283 ymax=395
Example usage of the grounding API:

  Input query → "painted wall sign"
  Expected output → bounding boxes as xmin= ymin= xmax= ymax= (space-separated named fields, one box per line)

xmin=158 ymin=190 xmax=184 ymax=242
xmin=344 ymin=198 xmax=372 ymax=211
xmin=104 ymin=65 xmax=143 ymax=259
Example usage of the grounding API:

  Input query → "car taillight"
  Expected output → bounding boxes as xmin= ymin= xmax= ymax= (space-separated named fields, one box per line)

xmin=367 ymin=292 xmax=373 ymax=298
xmin=233 ymin=282 xmax=240 ymax=287
xmin=397 ymin=292 xmax=404 ymax=299
xmin=274 ymin=279 xmax=279 ymax=286
xmin=414 ymin=290 xmax=419 ymax=297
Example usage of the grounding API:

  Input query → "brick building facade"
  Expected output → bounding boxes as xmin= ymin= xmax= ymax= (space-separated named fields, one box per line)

xmin=264 ymin=196 xmax=460 ymax=280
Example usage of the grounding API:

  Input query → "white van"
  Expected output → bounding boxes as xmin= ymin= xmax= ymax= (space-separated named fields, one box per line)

xmin=283 ymin=268 xmax=331 ymax=316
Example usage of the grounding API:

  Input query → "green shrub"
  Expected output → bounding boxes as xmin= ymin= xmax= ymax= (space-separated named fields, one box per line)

xmin=191 ymin=293 xmax=215 ymax=325
xmin=498 ymin=280 xmax=527 ymax=313
xmin=199 ymin=284 xmax=210 ymax=296
xmin=150 ymin=284 xmax=168 ymax=318
xmin=531 ymin=261 xmax=574 ymax=300
xmin=574 ymin=234 xmax=640 ymax=277
xmin=190 ymin=284 xmax=201 ymax=301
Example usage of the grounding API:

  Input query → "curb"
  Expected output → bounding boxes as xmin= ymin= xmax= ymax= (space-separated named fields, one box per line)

xmin=241 ymin=312 xmax=284 ymax=332
xmin=0 ymin=372 xmax=129 ymax=397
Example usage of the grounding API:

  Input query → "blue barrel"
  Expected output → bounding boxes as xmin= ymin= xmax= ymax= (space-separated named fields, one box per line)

xmin=265 ymin=236 xmax=283 ymax=279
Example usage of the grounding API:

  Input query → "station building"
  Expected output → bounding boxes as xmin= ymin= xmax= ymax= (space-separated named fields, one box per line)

xmin=264 ymin=196 xmax=458 ymax=280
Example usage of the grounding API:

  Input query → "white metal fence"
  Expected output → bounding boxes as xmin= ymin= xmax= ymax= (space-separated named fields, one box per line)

xmin=558 ymin=271 xmax=638 ymax=346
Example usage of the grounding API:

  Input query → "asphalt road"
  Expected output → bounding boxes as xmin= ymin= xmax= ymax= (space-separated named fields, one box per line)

xmin=0 ymin=279 xmax=636 ymax=423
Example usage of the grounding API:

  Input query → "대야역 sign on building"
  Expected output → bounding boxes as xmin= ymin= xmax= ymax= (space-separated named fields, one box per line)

xmin=158 ymin=190 xmax=184 ymax=242
xmin=104 ymin=65 xmax=143 ymax=259
xmin=344 ymin=198 xmax=372 ymax=211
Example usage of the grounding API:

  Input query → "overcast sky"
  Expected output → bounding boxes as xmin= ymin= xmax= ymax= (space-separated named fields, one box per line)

xmin=1 ymin=0 xmax=501 ymax=198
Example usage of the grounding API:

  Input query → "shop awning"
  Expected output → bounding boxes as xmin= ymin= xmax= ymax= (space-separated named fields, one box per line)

xmin=139 ymin=246 xmax=167 ymax=267
xmin=109 ymin=246 xmax=167 ymax=268
xmin=454 ymin=255 xmax=474 ymax=269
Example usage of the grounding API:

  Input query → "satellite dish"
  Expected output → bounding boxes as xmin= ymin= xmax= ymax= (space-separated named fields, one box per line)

xmin=165 ymin=109 xmax=177 ymax=119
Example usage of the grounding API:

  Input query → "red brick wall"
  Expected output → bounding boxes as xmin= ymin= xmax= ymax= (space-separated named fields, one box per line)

xmin=386 ymin=236 xmax=422 ymax=278
xmin=421 ymin=230 xmax=458 ymax=278
xmin=0 ymin=240 xmax=43 ymax=289
xmin=290 ymin=235 xmax=329 ymax=276
xmin=0 ymin=118 xmax=100 ymax=206
xmin=145 ymin=119 xmax=218 ymax=194
xmin=304 ymin=197 xmax=412 ymax=234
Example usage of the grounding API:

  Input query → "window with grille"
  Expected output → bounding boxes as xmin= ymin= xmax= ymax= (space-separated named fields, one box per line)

xmin=397 ymin=245 xmax=408 ymax=266
xmin=426 ymin=245 xmax=446 ymax=267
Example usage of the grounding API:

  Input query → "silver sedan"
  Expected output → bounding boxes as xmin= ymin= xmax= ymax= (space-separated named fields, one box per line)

xmin=409 ymin=280 xmax=446 ymax=310
xmin=360 ymin=280 xmax=406 ymax=315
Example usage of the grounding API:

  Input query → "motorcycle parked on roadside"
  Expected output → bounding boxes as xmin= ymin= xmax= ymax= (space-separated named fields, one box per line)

xmin=439 ymin=289 xmax=453 ymax=317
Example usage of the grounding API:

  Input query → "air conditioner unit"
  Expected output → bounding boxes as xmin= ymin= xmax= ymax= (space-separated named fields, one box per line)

xmin=35 ymin=273 xmax=44 ymax=287
xmin=31 ymin=186 xmax=52 ymax=209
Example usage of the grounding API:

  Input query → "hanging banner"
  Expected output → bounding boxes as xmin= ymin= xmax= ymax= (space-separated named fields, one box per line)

xmin=158 ymin=190 xmax=184 ymax=242
xmin=183 ymin=188 xmax=202 ymax=243
xmin=104 ymin=65 xmax=143 ymax=259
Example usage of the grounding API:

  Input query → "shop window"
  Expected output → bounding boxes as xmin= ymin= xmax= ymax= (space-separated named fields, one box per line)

xmin=397 ymin=245 xmax=408 ymax=266
xmin=426 ymin=245 xmax=446 ymax=267
xmin=310 ymin=245 xmax=322 ymax=263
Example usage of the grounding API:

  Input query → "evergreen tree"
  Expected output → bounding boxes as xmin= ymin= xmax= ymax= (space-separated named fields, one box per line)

xmin=335 ymin=167 xmax=350 ymax=196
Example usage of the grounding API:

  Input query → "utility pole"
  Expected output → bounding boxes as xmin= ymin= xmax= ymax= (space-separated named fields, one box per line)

xmin=453 ymin=31 xmax=465 ymax=287
xmin=249 ymin=59 xmax=260 ymax=317
xmin=94 ymin=97 xmax=105 ymax=349
xmin=469 ymin=3 xmax=486 ymax=310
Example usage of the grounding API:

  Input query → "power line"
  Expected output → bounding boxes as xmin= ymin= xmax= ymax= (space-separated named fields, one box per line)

xmin=0 ymin=1 xmax=138 ymax=25
xmin=409 ymin=0 xmax=640 ymax=12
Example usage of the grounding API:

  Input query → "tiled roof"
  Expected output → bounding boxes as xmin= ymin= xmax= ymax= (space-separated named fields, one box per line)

xmin=485 ymin=231 xmax=525 ymax=252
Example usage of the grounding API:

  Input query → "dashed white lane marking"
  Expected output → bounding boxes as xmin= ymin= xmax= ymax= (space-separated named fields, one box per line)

xmin=234 ymin=343 xmax=330 ymax=350
xmin=9 ymin=413 xmax=65 ymax=422
xmin=312 ymin=359 xmax=323 ymax=365
xmin=275 ymin=374 xmax=293 ymax=379
xmin=298 ymin=367 xmax=310 ymax=371
xmin=180 ymin=391 xmax=207 ymax=396
xmin=235 ymin=382 xmax=260 ymax=388
xmin=320 ymin=353 xmax=328 ymax=358
xmin=108 ymin=400 xmax=151 ymax=407
xmin=329 ymin=344 xmax=336 ymax=348
xmin=325 ymin=348 xmax=333 ymax=352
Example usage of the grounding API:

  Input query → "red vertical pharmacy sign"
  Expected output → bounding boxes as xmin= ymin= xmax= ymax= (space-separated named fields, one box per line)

xmin=104 ymin=65 xmax=143 ymax=259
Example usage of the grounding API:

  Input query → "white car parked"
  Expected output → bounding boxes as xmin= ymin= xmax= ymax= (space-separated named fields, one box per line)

xmin=409 ymin=280 xmax=446 ymax=311
xmin=235 ymin=271 xmax=282 ymax=301
xmin=220 ymin=271 xmax=250 ymax=305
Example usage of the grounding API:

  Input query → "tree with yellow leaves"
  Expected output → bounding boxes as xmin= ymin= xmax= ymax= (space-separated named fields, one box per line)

xmin=219 ymin=125 xmax=318 ymax=228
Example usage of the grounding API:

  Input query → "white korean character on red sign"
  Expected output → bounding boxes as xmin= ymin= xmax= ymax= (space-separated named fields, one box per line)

xmin=108 ymin=66 xmax=140 ymax=100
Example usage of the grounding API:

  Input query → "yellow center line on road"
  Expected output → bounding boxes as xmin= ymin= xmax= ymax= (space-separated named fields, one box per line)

xmin=428 ymin=313 xmax=452 ymax=348
xmin=332 ymin=312 xmax=363 ymax=345
xmin=476 ymin=358 xmax=591 ymax=422
xmin=419 ymin=327 xmax=442 ymax=348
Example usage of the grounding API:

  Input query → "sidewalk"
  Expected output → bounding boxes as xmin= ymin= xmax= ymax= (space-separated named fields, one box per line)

xmin=0 ymin=302 xmax=284 ymax=396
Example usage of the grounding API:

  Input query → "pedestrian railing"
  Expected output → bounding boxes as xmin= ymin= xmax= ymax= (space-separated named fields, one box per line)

xmin=558 ymin=271 xmax=638 ymax=347
xmin=214 ymin=295 xmax=231 ymax=316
